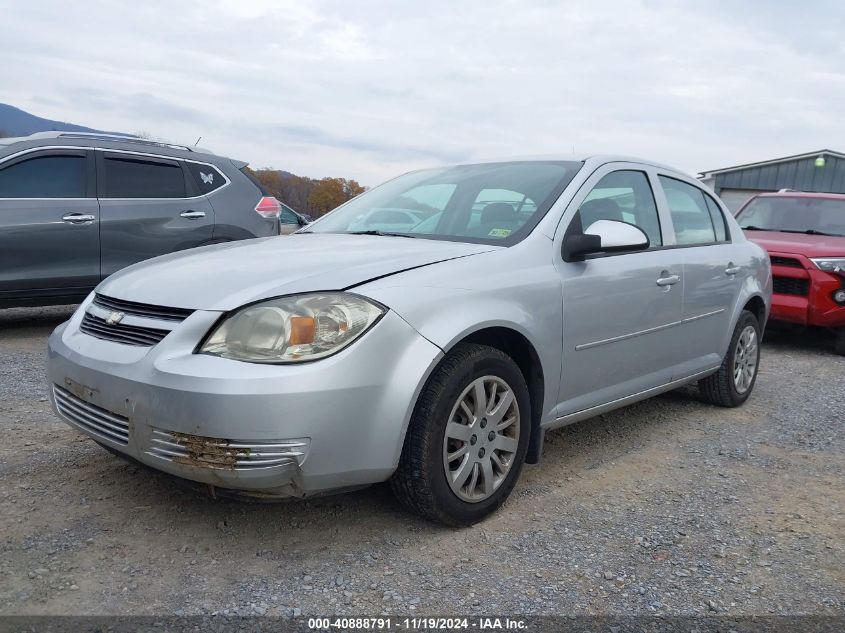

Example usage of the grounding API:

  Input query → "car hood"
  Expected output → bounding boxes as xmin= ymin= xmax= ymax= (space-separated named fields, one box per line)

xmin=97 ymin=234 xmax=498 ymax=311
xmin=745 ymin=230 xmax=845 ymax=258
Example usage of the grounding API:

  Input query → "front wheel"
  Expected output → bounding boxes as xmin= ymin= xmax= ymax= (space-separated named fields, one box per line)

xmin=699 ymin=310 xmax=761 ymax=407
xmin=390 ymin=344 xmax=530 ymax=526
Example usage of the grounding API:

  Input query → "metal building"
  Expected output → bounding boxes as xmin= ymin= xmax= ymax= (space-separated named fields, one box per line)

xmin=698 ymin=149 xmax=845 ymax=212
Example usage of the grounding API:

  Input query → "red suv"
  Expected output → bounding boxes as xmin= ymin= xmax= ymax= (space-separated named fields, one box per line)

xmin=736 ymin=191 xmax=845 ymax=354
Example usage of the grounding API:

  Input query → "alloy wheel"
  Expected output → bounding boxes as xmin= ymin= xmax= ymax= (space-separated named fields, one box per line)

xmin=733 ymin=325 xmax=758 ymax=394
xmin=442 ymin=375 xmax=520 ymax=503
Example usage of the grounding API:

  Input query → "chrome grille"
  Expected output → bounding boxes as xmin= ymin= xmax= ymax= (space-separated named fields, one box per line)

xmin=80 ymin=313 xmax=170 ymax=346
xmin=146 ymin=429 xmax=309 ymax=471
xmin=93 ymin=293 xmax=194 ymax=322
xmin=53 ymin=385 xmax=129 ymax=445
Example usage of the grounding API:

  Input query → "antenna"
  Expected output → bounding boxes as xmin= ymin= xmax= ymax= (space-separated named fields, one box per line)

xmin=195 ymin=136 xmax=202 ymax=147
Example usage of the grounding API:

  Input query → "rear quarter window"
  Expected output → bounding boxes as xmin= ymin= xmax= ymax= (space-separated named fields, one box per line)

xmin=186 ymin=162 xmax=227 ymax=194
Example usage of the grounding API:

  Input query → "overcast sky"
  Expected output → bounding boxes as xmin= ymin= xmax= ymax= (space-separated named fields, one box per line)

xmin=2 ymin=0 xmax=843 ymax=184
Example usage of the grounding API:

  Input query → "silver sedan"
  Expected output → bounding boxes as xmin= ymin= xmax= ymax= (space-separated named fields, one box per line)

xmin=47 ymin=156 xmax=771 ymax=525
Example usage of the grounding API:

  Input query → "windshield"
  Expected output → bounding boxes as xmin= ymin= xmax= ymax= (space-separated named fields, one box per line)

xmin=304 ymin=161 xmax=582 ymax=245
xmin=736 ymin=196 xmax=845 ymax=236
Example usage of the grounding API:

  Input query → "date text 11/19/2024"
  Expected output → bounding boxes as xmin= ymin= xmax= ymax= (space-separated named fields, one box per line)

xmin=308 ymin=617 xmax=527 ymax=630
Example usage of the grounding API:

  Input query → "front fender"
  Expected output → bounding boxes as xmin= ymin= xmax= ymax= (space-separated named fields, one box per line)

xmin=358 ymin=278 xmax=563 ymax=424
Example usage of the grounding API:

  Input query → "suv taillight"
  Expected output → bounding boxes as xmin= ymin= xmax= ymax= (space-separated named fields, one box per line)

xmin=254 ymin=196 xmax=281 ymax=219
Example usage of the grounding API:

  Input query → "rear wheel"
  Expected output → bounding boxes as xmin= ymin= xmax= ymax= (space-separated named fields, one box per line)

xmin=390 ymin=344 xmax=530 ymax=526
xmin=699 ymin=310 xmax=761 ymax=407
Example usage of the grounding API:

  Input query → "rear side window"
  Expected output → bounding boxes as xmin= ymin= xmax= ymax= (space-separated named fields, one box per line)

xmin=185 ymin=162 xmax=226 ymax=194
xmin=703 ymin=193 xmax=728 ymax=242
xmin=103 ymin=156 xmax=186 ymax=198
xmin=577 ymin=170 xmax=662 ymax=246
xmin=0 ymin=155 xmax=86 ymax=198
xmin=658 ymin=176 xmax=717 ymax=245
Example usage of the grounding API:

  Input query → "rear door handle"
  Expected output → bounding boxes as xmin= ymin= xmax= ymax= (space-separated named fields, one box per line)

xmin=180 ymin=210 xmax=206 ymax=219
xmin=656 ymin=274 xmax=681 ymax=287
xmin=61 ymin=212 xmax=96 ymax=224
xmin=725 ymin=263 xmax=741 ymax=276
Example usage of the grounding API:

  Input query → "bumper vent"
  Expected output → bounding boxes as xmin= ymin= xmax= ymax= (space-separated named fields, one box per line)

xmin=146 ymin=429 xmax=309 ymax=471
xmin=770 ymin=256 xmax=803 ymax=268
xmin=773 ymin=276 xmax=810 ymax=296
xmin=93 ymin=293 xmax=194 ymax=322
xmin=53 ymin=385 xmax=129 ymax=445
xmin=81 ymin=313 xmax=170 ymax=346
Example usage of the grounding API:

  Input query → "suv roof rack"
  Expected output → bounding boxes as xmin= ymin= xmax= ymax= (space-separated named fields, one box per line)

xmin=24 ymin=131 xmax=214 ymax=154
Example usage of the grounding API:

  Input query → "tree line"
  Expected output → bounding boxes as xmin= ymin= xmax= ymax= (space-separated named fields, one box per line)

xmin=248 ymin=168 xmax=365 ymax=218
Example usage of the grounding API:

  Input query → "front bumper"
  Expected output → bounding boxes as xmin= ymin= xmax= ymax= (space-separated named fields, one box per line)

xmin=47 ymin=296 xmax=443 ymax=497
xmin=768 ymin=253 xmax=845 ymax=328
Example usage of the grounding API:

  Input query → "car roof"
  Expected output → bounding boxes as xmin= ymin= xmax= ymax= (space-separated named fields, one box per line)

xmin=753 ymin=190 xmax=845 ymax=201
xmin=446 ymin=154 xmax=692 ymax=177
xmin=0 ymin=131 xmax=245 ymax=167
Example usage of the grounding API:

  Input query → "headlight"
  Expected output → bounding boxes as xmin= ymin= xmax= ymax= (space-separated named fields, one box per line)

xmin=809 ymin=257 xmax=845 ymax=273
xmin=199 ymin=293 xmax=385 ymax=363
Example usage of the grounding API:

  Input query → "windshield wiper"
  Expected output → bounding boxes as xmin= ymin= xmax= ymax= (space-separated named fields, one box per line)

xmin=347 ymin=230 xmax=418 ymax=238
xmin=776 ymin=228 xmax=838 ymax=236
xmin=740 ymin=225 xmax=773 ymax=231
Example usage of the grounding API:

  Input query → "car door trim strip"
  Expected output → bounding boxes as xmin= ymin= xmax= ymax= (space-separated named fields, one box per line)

xmin=575 ymin=308 xmax=725 ymax=351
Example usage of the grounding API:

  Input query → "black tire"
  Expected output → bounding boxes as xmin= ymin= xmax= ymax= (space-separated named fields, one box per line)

xmin=390 ymin=343 xmax=531 ymax=526
xmin=699 ymin=310 xmax=761 ymax=407
xmin=834 ymin=330 xmax=845 ymax=356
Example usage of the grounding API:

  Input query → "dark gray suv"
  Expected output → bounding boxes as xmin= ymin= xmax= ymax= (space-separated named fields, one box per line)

xmin=0 ymin=132 xmax=305 ymax=308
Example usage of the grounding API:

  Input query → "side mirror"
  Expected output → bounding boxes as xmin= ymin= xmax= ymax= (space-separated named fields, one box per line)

xmin=563 ymin=219 xmax=649 ymax=261
xmin=297 ymin=214 xmax=308 ymax=226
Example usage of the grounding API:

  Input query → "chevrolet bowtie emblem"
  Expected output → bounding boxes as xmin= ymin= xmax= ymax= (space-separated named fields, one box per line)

xmin=105 ymin=311 xmax=125 ymax=325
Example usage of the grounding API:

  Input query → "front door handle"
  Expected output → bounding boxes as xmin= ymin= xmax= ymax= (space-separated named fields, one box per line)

xmin=180 ymin=210 xmax=206 ymax=219
xmin=61 ymin=212 xmax=96 ymax=224
xmin=656 ymin=273 xmax=681 ymax=287
xmin=725 ymin=263 xmax=741 ymax=276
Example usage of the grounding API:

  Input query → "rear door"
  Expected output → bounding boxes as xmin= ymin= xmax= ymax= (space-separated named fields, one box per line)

xmin=97 ymin=151 xmax=214 ymax=279
xmin=655 ymin=174 xmax=742 ymax=375
xmin=0 ymin=149 xmax=99 ymax=302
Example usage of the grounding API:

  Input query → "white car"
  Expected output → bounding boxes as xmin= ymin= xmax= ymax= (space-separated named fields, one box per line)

xmin=48 ymin=156 xmax=771 ymax=525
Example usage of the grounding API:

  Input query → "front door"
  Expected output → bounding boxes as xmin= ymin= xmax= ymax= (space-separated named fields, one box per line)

xmin=97 ymin=151 xmax=214 ymax=279
xmin=0 ymin=149 xmax=99 ymax=304
xmin=555 ymin=167 xmax=685 ymax=417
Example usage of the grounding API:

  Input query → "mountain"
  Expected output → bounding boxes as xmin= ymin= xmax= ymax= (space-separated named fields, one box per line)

xmin=0 ymin=103 xmax=120 ymax=137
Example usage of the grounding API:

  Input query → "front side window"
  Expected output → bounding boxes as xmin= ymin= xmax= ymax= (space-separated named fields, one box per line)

xmin=736 ymin=196 xmax=845 ymax=237
xmin=103 ymin=156 xmax=186 ymax=198
xmin=279 ymin=204 xmax=300 ymax=225
xmin=659 ymin=176 xmax=717 ymax=245
xmin=576 ymin=170 xmax=662 ymax=246
xmin=0 ymin=155 xmax=86 ymax=198
xmin=305 ymin=161 xmax=582 ymax=246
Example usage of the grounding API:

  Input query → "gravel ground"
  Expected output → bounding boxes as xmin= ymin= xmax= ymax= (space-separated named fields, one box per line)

xmin=0 ymin=305 xmax=843 ymax=618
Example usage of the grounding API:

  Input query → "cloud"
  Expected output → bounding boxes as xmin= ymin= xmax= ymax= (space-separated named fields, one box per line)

xmin=1 ymin=0 xmax=843 ymax=184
